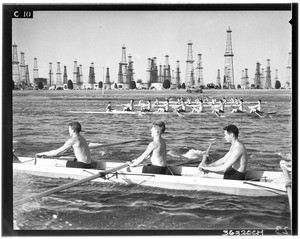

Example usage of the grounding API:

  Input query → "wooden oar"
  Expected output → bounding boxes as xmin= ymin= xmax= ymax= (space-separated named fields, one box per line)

xmin=197 ymin=138 xmax=216 ymax=170
xmin=14 ymin=162 xmax=130 ymax=207
xmin=59 ymin=139 xmax=142 ymax=157
xmin=88 ymin=138 xmax=142 ymax=150
xmin=254 ymin=111 xmax=263 ymax=118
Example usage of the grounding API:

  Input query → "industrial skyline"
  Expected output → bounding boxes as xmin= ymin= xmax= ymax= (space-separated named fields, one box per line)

xmin=12 ymin=10 xmax=291 ymax=87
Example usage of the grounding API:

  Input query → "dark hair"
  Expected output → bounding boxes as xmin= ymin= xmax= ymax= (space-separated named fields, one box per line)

xmin=69 ymin=121 xmax=81 ymax=134
xmin=152 ymin=121 xmax=165 ymax=134
xmin=223 ymin=124 xmax=239 ymax=138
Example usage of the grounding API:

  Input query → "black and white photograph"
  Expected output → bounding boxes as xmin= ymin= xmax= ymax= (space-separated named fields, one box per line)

xmin=2 ymin=2 xmax=297 ymax=236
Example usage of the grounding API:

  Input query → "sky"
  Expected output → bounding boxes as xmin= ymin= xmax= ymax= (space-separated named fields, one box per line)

xmin=12 ymin=8 xmax=292 ymax=87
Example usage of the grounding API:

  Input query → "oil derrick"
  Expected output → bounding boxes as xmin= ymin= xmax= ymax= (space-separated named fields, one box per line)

xmin=73 ymin=61 xmax=78 ymax=85
xmin=19 ymin=52 xmax=27 ymax=84
xmin=171 ymin=70 xmax=175 ymax=85
xmin=223 ymin=27 xmax=235 ymax=88
xmin=25 ymin=65 xmax=30 ymax=85
xmin=145 ymin=58 xmax=152 ymax=85
xmin=216 ymin=69 xmax=221 ymax=87
xmin=175 ymin=60 xmax=181 ymax=87
xmin=254 ymin=62 xmax=262 ymax=89
xmin=127 ymin=55 xmax=134 ymax=84
xmin=185 ymin=41 xmax=194 ymax=86
xmin=105 ymin=68 xmax=110 ymax=84
xmin=150 ymin=57 xmax=158 ymax=84
xmin=274 ymin=69 xmax=279 ymax=88
xmin=33 ymin=58 xmax=39 ymax=81
xmin=195 ymin=54 xmax=204 ymax=86
xmin=241 ymin=70 xmax=245 ymax=89
xmin=49 ymin=63 xmax=53 ymax=86
xmin=260 ymin=68 xmax=265 ymax=88
xmin=118 ymin=45 xmax=128 ymax=84
xmin=12 ymin=43 xmax=20 ymax=84
xmin=286 ymin=52 xmax=292 ymax=88
xmin=163 ymin=55 xmax=171 ymax=83
xmin=63 ymin=65 xmax=68 ymax=85
xmin=56 ymin=62 xmax=62 ymax=86
xmin=88 ymin=62 xmax=95 ymax=88
xmin=79 ymin=65 xmax=83 ymax=88
xmin=265 ymin=59 xmax=272 ymax=89
xmin=158 ymin=65 xmax=163 ymax=83
xmin=245 ymin=68 xmax=249 ymax=89
xmin=76 ymin=66 xmax=81 ymax=89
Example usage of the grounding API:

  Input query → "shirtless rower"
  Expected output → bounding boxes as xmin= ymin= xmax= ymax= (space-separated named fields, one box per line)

xmin=191 ymin=99 xmax=204 ymax=113
xmin=141 ymin=100 xmax=152 ymax=112
xmin=198 ymin=124 xmax=248 ymax=180
xmin=175 ymin=98 xmax=187 ymax=113
xmin=249 ymin=99 xmax=262 ymax=113
xmin=123 ymin=99 xmax=134 ymax=111
xmin=106 ymin=102 xmax=114 ymax=112
xmin=154 ymin=98 xmax=159 ymax=106
xmin=212 ymin=99 xmax=225 ymax=117
xmin=36 ymin=122 xmax=92 ymax=168
xmin=231 ymin=99 xmax=245 ymax=113
xmin=157 ymin=98 xmax=170 ymax=112
xmin=129 ymin=121 xmax=167 ymax=174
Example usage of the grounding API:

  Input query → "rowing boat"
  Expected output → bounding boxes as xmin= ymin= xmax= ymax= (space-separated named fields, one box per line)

xmin=67 ymin=110 xmax=276 ymax=118
xmin=14 ymin=157 xmax=288 ymax=197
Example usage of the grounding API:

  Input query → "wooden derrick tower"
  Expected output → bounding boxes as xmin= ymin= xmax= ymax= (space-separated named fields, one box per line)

xmin=185 ymin=41 xmax=194 ymax=87
xmin=118 ymin=45 xmax=128 ymax=84
xmin=163 ymin=55 xmax=171 ymax=83
xmin=73 ymin=61 xmax=78 ymax=85
xmin=33 ymin=58 xmax=39 ymax=80
xmin=49 ymin=62 xmax=53 ymax=86
xmin=254 ymin=62 xmax=262 ymax=89
xmin=88 ymin=62 xmax=95 ymax=88
xmin=216 ymin=69 xmax=221 ymax=87
xmin=56 ymin=62 xmax=62 ymax=86
xmin=175 ymin=60 xmax=181 ymax=87
xmin=223 ymin=27 xmax=234 ymax=88
xmin=12 ymin=43 xmax=20 ymax=84
xmin=265 ymin=59 xmax=272 ymax=89
xmin=195 ymin=54 xmax=204 ymax=86
xmin=244 ymin=68 xmax=249 ymax=89
xmin=19 ymin=52 xmax=27 ymax=84
xmin=286 ymin=52 xmax=292 ymax=88
xmin=63 ymin=65 xmax=68 ymax=85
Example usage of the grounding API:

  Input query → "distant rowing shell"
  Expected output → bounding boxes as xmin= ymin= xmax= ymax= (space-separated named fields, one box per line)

xmin=67 ymin=110 xmax=208 ymax=115
xmin=67 ymin=110 xmax=177 ymax=115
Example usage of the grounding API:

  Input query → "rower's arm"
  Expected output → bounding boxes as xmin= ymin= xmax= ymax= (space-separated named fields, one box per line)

xmin=37 ymin=139 xmax=73 ymax=157
xmin=202 ymin=147 xmax=242 ymax=172
xmin=130 ymin=142 xmax=155 ymax=166
xmin=207 ymin=151 xmax=229 ymax=166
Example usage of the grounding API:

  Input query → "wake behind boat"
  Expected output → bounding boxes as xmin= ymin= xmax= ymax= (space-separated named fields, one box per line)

xmin=13 ymin=156 xmax=289 ymax=198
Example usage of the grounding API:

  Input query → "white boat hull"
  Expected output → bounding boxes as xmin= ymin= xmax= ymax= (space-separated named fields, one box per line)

xmin=13 ymin=157 xmax=287 ymax=197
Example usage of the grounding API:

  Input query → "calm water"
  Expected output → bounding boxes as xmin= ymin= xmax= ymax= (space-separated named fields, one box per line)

xmin=12 ymin=89 xmax=292 ymax=234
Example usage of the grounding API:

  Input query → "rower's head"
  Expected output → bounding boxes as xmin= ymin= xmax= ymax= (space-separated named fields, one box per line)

xmin=69 ymin=121 xmax=81 ymax=135
xmin=258 ymin=99 xmax=262 ymax=103
xmin=223 ymin=124 xmax=239 ymax=142
xmin=151 ymin=121 xmax=165 ymax=136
